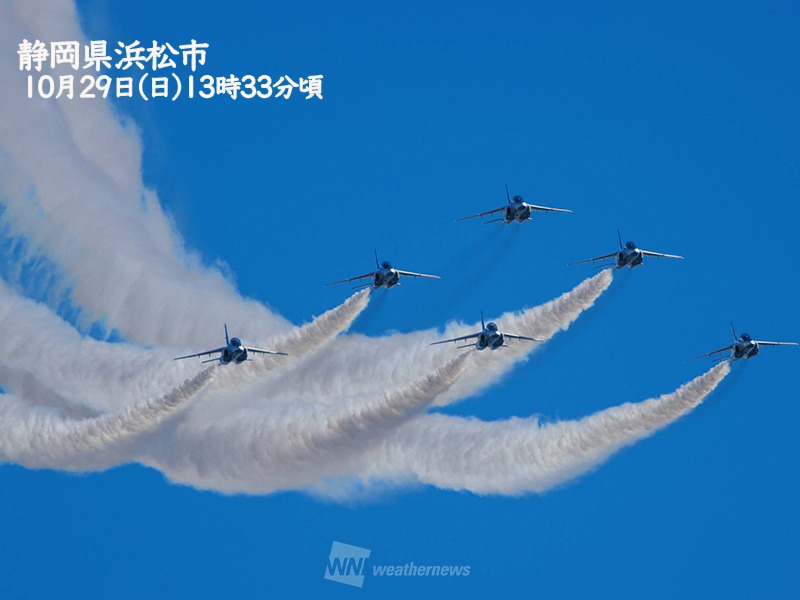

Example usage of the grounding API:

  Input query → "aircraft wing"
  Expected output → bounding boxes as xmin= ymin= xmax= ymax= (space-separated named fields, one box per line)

xmin=430 ymin=332 xmax=480 ymax=346
xmin=246 ymin=346 xmax=289 ymax=356
xmin=754 ymin=340 xmax=799 ymax=347
xmin=324 ymin=272 xmax=374 ymax=286
xmin=456 ymin=206 xmax=505 ymax=222
xmin=528 ymin=204 xmax=573 ymax=214
xmin=395 ymin=270 xmax=441 ymax=280
xmin=504 ymin=333 xmax=543 ymax=342
xmin=568 ymin=252 xmax=617 ymax=266
xmin=688 ymin=345 xmax=733 ymax=361
xmin=641 ymin=249 xmax=684 ymax=260
xmin=174 ymin=347 xmax=225 ymax=361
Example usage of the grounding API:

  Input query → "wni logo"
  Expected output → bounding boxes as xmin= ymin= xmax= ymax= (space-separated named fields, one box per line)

xmin=324 ymin=541 xmax=371 ymax=588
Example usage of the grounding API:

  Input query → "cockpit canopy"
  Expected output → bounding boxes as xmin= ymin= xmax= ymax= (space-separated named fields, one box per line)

xmin=625 ymin=241 xmax=636 ymax=250
xmin=381 ymin=261 xmax=392 ymax=269
xmin=512 ymin=195 xmax=523 ymax=204
xmin=486 ymin=322 xmax=498 ymax=332
xmin=740 ymin=333 xmax=752 ymax=342
xmin=230 ymin=337 xmax=242 ymax=347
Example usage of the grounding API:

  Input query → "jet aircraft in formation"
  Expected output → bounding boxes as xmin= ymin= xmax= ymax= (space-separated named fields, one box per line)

xmin=431 ymin=311 xmax=541 ymax=351
xmin=569 ymin=230 xmax=683 ymax=270
xmin=175 ymin=185 xmax=794 ymax=370
xmin=457 ymin=185 xmax=573 ymax=225
xmin=690 ymin=322 xmax=798 ymax=362
xmin=325 ymin=250 xmax=440 ymax=290
xmin=174 ymin=325 xmax=287 ymax=365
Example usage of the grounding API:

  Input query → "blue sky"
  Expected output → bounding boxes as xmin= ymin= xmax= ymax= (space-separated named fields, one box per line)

xmin=1 ymin=0 xmax=799 ymax=597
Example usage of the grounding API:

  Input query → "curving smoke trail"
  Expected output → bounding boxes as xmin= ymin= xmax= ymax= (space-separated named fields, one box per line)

xmin=209 ymin=289 xmax=371 ymax=390
xmin=0 ymin=278 xmax=189 ymax=413
xmin=0 ymin=368 xmax=215 ymax=471
xmin=0 ymin=1 xmax=290 ymax=346
xmin=122 ymin=361 xmax=728 ymax=496
xmin=267 ymin=290 xmax=371 ymax=357
xmin=275 ymin=270 xmax=612 ymax=407
xmin=138 ymin=354 xmax=470 ymax=493
xmin=344 ymin=363 xmax=730 ymax=495
xmin=432 ymin=269 xmax=612 ymax=405
xmin=0 ymin=0 xmax=735 ymax=502
xmin=0 ymin=280 xmax=370 ymax=413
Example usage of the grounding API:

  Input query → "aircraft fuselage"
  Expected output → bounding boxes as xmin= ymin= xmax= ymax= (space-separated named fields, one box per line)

xmin=615 ymin=247 xmax=644 ymax=269
xmin=731 ymin=340 xmax=759 ymax=361
xmin=504 ymin=200 xmax=532 ymax=224
xmin=373 ymin=268 xmax=400 ymax=289
xmin=612 ymin=241 xmax=648 ymax=269
xmin=476 ymin=331 xmax=505 ymax=350
xmin=220 ymin=344 xmax=248 ymax=364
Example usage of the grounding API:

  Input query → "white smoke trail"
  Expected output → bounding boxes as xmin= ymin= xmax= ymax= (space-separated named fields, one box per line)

xmin=114 ymin=363 xmax=728 ymax=496
xmin=0 ymin=280 xmax=369 ymax=413
xmin=209 ymin=289 xmax=370 ymax=391
xmin=276 ymin=270 xmax=612 ymax=407
xmin=0 ymin=367 xmax=215 ymax=471
xmin=1 ymin=0 xmax=610 ymax=405
xmin=341 ymin=363 xmax=730 ymax=495
xmin=0 ymin=0 xmax=733 ymax=503
xmin=138 ymin=354 xmax=470 ymax=493
xmin=0 ymin=277 xmax=186 ymax=413
xmin=432 ymin=269 xmax=612 ymax=404
xmin=0 ymin=1 xmax=290 ymax=346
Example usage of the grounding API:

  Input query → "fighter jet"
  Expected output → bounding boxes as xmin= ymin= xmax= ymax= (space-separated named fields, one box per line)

xmin=430 ymin=311 xmax=542 ymax=350
xmin=569 ymin=230 xmax=683 ymax=269
xmin=174 ymin=324 xmax=287 ymax=364
xmin=457 ymin=184 xmax=572 ymax=225
xmin=325 ymin=250 xmax=440 ymax=290
xmin=690 ymin=322 xmax=798 ymax=362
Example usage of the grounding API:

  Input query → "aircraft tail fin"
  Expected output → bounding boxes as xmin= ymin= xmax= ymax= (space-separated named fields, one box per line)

xmin=617 ymin=229 xmax=623 ymax=250
xmin=730 ymin=321 xmax=738 ymax=342
xmin=374 ymin=249 xmax=380 ymax=269
xmin=505 ymin=184 xmax=511 ymax=204
xmin=481 ymin=310 xmax=485 ymax=331
xmin=224 ymin=324 xmax=229 ymax=345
